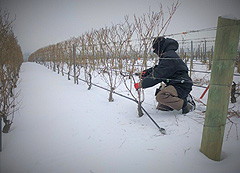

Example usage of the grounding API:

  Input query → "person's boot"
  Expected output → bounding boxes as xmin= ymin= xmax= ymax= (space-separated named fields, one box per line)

xmin=186 ymin=94 xmax=196 ymax=109
xmin=182 ymin=102 xmax=194 ymax=114
xmin=157 ymin=103 xmax=174 ymax=111
xmin=182 ymin=94 xmax=196 ymax=114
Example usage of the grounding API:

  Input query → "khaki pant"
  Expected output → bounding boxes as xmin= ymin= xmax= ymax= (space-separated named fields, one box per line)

xmin=156 ymin=85 xmax=184 ymax=111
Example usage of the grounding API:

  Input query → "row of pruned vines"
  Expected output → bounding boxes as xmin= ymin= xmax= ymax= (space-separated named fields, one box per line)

xmin=28 ymin=2 xmax=180 ymax=117
xmin=0 ymin=10 xmax=23 ymax=133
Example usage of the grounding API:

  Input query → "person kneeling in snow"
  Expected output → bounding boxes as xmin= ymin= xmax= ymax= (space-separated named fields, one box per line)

xmin=134 ymin=37 xmax=195 ymax=114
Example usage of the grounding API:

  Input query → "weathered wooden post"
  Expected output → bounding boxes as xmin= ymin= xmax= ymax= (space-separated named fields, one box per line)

xmin=204 ymin=39 xmax=207 ymax=63
xmin=0 ymin=117 xmax=2 ymax=152
xmin=190 ymin=41 xmax=194 ymax=77
xmin=238 ymin=52 xmax=240 ymax=73
xmin=200 ymin=16 xmax=240 ymax=161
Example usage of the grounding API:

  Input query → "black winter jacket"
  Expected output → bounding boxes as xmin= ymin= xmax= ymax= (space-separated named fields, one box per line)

xmin=141 ymin=38 xmax=193 ymax=99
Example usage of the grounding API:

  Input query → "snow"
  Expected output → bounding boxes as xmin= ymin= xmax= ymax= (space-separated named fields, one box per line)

xmin=1 ymin=62 xmax=240 ymax=173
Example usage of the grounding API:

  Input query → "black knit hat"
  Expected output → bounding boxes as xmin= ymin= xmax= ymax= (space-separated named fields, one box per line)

xmin=152 ymin=37 xmax=165 ymax=56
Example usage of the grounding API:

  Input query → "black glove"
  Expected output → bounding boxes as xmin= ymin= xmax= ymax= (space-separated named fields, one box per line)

xmin=141 ymin=68 xmax=153 ymax=79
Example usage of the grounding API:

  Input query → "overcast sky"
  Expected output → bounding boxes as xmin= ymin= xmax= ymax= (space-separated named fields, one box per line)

xmin=1 ymin=0 xmax=240 ymax=55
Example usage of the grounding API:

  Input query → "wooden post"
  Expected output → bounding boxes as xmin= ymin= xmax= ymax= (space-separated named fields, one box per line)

xmin=238 ymin=52 xmax=240 ymax=73
xmin=200 ymin=16 xmax=240 ymax=161
xmin=0 ymin=117 xmax=2 ymax=152
xmin=191 ymin=40 xmax=194 ymax=68
xmin=204 ymin=39 xmax=207 ymax=63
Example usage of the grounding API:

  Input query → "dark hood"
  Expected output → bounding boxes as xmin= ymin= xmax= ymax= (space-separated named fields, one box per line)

xmin=153 ymin=37 xmax=179 ymax=56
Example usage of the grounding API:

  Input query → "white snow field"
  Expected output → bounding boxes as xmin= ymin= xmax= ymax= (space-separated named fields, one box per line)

xmin=0 ymin=62 xmax=240 ymax=173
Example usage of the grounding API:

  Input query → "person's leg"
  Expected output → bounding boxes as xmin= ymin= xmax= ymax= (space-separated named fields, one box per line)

xmin=156 ymin=85 xmax=184 ymax=111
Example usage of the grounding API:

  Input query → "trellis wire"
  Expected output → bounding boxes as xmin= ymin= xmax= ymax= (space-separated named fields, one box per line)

xmin=63 ymin=71 xmax=167 ymax=134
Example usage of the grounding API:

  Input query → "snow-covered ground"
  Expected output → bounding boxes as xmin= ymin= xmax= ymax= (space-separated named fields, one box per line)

xmin=1 ymin=62 xmax=240 ymax=173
